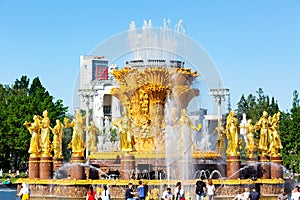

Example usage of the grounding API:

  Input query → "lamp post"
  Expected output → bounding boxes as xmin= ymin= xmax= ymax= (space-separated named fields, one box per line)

xmin=209 ymin=88 xmax=230 ymax=121
xmin=209 ymin=88 xmax=229 ymax=156
xmin=78 ymin=89 xmax=94 ymax=159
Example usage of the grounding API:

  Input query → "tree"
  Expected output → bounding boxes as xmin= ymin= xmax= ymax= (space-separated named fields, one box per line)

xmin=0 ymin=76 xmax=68 ymax=172
xmin=235 ymin=88 xmax=279 ymax=123
xmin=280 ymin=90 xmax=300 ymax=172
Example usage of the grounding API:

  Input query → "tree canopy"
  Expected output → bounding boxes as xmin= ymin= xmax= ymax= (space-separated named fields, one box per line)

xmin=0 ymin=76 xmax=68 ymax=172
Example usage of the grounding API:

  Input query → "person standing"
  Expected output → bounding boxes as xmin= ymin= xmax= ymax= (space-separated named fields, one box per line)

xmin=206 ymin=178 xmax=215 ymax=200
xmin=125 ymin=182 xmax=135 ymax=200
xmin=195 ymin=176 xmax=206 ymax=200
xmin=249 ymin=187 xmax=259 ymax=200
xmin=137 ymin=180 xmax=146 ymax=200
xmin=175 ymin=182 xmax=185 ymax=200
xmin=101 ymin=185 xmax=110 ymax=200
xmin=18 ymin=183 xmax=30 ymax=200
xmin=86 ymin=185 xmax=96 ymax=200
xmin=291 ymin=186 xmax=300 ymax=200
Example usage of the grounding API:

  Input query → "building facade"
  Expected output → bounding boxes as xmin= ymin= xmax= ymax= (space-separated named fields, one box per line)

xmin=79 ymin=55 xmax=121 ymax=129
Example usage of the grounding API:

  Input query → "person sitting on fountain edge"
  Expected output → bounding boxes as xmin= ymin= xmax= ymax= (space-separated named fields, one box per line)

xmin=195 ymin=176 xmax=206 ymax=200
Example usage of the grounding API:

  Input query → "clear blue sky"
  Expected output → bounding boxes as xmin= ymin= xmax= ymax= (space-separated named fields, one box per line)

xmin=0 ymin=0 xmax=299 ymax=114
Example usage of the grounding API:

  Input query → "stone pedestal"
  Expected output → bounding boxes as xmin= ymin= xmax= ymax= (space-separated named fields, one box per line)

xmin=120 ymin=153 xmax=135 ymax=180
xmin=29 ymin=157 xmax=40 ymax=178
xmin=270 ymin=156 xmax=283 ymax=179
xmin=69 ymin=156 xmax=85 ymax=180
xmin=258 ymin=156 xmax=270 ymax=179
xmin=226 ymin=155 xmax=240 ymax=179
xmin=245 ymin=157 xmax=258 ymax=179
xmin=53 ymin=157 xmax=64 ymax=172
xmin=39 ymin=156 xmax=53 ymax=179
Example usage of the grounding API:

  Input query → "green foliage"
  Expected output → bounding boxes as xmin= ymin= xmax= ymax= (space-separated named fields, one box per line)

xmin=280 ymin=90 xmax=300 ymax=172
xmin=0 ymin=76 xmax=68 ymax=172
xmin=235 ymin=88 xmax=279 ymax=123
xmin=109 ymin=127 xmax=118 ymax=143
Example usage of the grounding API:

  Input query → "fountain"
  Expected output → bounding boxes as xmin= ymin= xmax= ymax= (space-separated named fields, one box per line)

xmin=16 ymin=20 xmax=290 ymax=200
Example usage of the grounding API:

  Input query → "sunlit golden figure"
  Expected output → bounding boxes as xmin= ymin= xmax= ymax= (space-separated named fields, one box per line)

xmin=86 ymin=121 xmax=99 ymax=153
xmin=268 ymin=112 xmax=283 ymax=157
xmin=113 ymin=109 xmax=136 ymax=152
xmin=225 ymin=110 xmax=240 ymax=156
xmin=51 ymin=119 xmax=64 ymax=158
xmin=24 ymin=115 xmax=41 ymax=158
xmin=64 ymin=109 xmax=85 ymax=157
xmin=244 ymin=119 xmax=257 ymax=158
xmin=254 ymin=111 xmax=269 ymax=156
xmin=40 ymin=110 xmax=51 ymax=157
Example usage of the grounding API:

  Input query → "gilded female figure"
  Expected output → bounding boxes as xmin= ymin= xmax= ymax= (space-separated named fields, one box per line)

xmin=113 ymin=109 xmax=135 ymax=152
xmin=51 ymin=119 xmax=64 ymax=158
xmin=244 ymin=119 xmax=257 ymax=158
xmin=24 ymin=115 xmax=41 ymax=157
xmin=254 ymin=111 xmax=269 ymax=155
xmin=64 ymin=109 xmax=85 ymax=157
xmin=268 ymin=112 xmax=283 ymax=156
xmin=178 ymin=109 xmax=202 ymax=151
xmin=225 ymin=110 xmax=239 ymax=156
xmin=40 ymin=110 xmax=51 ymax=157
xmin=87 ymin=121 xmax=99 ymax=153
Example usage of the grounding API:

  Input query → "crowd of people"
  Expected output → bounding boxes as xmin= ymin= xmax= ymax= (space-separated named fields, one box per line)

xmin=82 ymin=179 xmax=300 ymax=200
xmin=19 ymin=178 xmax=298 ymax=200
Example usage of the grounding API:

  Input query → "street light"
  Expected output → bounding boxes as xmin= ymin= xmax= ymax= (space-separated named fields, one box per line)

xmin=209 ymin=88 xmax=230 ymax=120
xmin=209 ymin=88 xmax=229 ymax=156
xmin=77 ymin=89 xmax=95 ymax=159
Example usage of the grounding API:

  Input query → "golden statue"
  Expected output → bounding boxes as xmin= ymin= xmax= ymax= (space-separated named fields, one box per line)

xmin=40 ymin=110 xmax=51 ymax=157
xmin=110 ymin=66 xmax=200 ymax=153
xmin=225 ymin=110 xmax=240 ymax=156
xmin=268 ymin=112 xmax=283 ymax=157
xmin=113 ymin=109 xmax=136 ymax=152
xmin=24 ymin=115 xmax=41 ymax=158
xmin=244 ymin=119 xmax=257 ymax=158
xmin=87 ymin=121 xmax=99 ymax=153
xmin=254 ymin=111 xmax=269 ymax=156
xmin=51 ymin=119 xmax=64 ymax=158
xmin=64 ymin=109 xmax=85 ymax=157
xmin=214 ymin=119 xmax=226 ymax=156
xmin=177 ymin=109 xmax=202 ymax=151
xmin=146 ymin=187 xmax=160 ymax=200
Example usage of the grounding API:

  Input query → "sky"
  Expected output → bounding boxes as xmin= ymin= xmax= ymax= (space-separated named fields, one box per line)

xmin=0 ymin=0 xmax=299 ymax=114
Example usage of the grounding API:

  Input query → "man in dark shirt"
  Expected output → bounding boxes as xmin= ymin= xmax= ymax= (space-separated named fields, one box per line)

xmin=249 ymin=187 xmax=259 ymax=200
xmin=195 ymin=176 xmax=206 ymax=200
xmin=125 ymin=183 xmax=135 ymax=200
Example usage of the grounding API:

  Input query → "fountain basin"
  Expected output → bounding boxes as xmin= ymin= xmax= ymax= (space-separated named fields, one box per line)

xmin=15 ymin=178 xmax=285 ymax=199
